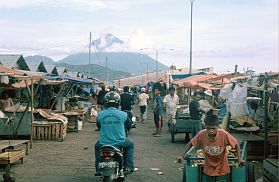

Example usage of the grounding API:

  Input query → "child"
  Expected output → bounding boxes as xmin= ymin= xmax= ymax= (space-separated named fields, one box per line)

xmin=153 ymin=89 xmax=163 ymax=137
xmin=177 ymin=115 xmax=245 ymax=181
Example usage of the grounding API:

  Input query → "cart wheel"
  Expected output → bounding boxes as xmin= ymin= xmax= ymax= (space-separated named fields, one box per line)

xmin=184 ymin=133 xmax=190 ymax=142
xmin=171 ymin=131 xmax=175 ymax=143
xmin=247 ymin=162 xmax=255 ymax=182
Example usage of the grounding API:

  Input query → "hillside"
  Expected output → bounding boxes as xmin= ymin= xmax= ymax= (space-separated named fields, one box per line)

xmin=24 ymin=55 xmax=56 ymax=65
xmin=57 ymin=52 xmax=168 ymax=75
xmin=56 ymin=63 xmax=131 ymax=82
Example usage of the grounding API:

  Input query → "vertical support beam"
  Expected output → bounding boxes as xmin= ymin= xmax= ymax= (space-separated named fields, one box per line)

xmin=189 ymin=0 xmax=194 ymax=74
xmin=30 ymin=77 xmax=34 ymax=149
xmin=156 ymin=50 xmax=158 ymax=79
xmin=263 ymin=74 xmax=269 ymax=158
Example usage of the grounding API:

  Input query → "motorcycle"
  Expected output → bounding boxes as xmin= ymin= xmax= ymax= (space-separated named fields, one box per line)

xmin=98 ymin=145 xmax=126 ymax=182
xmin=123 ymin=110 xmax=136 ymax=137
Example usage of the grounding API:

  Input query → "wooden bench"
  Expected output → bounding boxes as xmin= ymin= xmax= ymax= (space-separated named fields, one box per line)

xmin=0 ymin=150 xmax=25 ymax=165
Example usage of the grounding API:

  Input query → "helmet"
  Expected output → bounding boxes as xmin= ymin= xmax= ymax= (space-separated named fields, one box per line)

xmin=104 ymin=91 xmax=120 ymax=107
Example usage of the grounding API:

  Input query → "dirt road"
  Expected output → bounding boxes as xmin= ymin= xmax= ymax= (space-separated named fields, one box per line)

xmin=11 ymin=106 xmax=186 ymax=182
xmin=6 ymin=105 xmax=263 ymax=182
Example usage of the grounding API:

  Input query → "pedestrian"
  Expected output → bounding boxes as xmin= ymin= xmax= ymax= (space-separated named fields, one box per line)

xmin=96 ymin=85 xmax=107 ymax=111
xmin=189 ymin=91 xmax=204 ymax=138
xmin=120 ymin=86 xmax=134 ymax=112
xmin=138 ymin=88 xmax=149 ymax=124
xmin=177 ymin=114 xmax=245 ymax=181
xmin=153 ymin=89 xmax=163 ymax=137
xmin=163 ymin=86 xmax=179 ymax=130
xmin=94 ymin=91 xmax=135 ymax=176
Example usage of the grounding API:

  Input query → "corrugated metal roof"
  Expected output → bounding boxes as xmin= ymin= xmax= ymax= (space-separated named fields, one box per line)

xmin=45 ymin=65 xmax=56 ymax=73
xmin=26 ymin=61 xmax=40 ymax=71
xmin=55 ymin=66 xmax=67 ymax=75
xmin=26 ymin=61 xmax=47 ymax=72
xmin=0 ymin=54 xmax=30 ymax=71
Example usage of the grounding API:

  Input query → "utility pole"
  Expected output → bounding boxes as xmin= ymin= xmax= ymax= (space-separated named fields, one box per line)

xmin=189 ymin=0 xmax=194 ymax=74
xmin=156 ymin=49 xmax=158 ymax=79
xmin=88 ymin=32 xmax=92 ymax=78
xmin=106 ymin=57 xmax=109 ymax=83
xmin=146 ymin=64 xmax=149 ymax=82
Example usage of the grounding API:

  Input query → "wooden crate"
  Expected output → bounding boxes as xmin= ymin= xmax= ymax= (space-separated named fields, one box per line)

xmin=32 ymin=121 xmax=67 ymax=141
xmin=263 ymin=158 xmax=278 ymax=182
xmin=0 ymin=150 xmax=25 ymax=165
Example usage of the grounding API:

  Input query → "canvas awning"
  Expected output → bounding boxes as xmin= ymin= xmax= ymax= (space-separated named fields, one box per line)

xmin=173 ymin=74 xmax=217 ymax=88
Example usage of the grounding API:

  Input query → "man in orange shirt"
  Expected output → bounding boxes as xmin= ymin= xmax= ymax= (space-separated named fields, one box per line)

xmin=177 ymin=115 xmax=245 ymax=181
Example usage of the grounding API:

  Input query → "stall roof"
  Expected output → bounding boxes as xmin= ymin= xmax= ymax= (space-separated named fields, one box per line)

xmin=173 ymin=74 xmax=218 ymax=88
xmin=26 ymin=61 xmax=48 ymax=73
xmin=0 ymin=64 xmax=28 ymax=77
xmin=207 ymin=72 xmax=244 ymax=82
xmin=45 ymin=75 xmax=93 ymax=84
xmin=0 ymin=54 xmax=30 ymax=71
xmin=171 ymin=72 xmax=206 ymax=80
xmin=45 ymin=65 xmax=56 ymax=74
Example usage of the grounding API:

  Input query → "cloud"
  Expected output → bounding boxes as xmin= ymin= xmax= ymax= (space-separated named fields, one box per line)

xmin=0 ymin=0 xmax=110 ymax=10
xmin=96 ymin=29 xmax=155 ymax=53
xmin=0 ymin=0 xmax=157 ymax=11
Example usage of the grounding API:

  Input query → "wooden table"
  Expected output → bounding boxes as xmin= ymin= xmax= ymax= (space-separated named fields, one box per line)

xmin=0 ymin=140 xmax=29 ymax=155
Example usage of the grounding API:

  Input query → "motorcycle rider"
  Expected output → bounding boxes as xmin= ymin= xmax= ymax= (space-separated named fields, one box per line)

xmin=94 ymin=91 xmax=135 ymax=176
xmin=120 ymin=86 xmax=134 ymax=112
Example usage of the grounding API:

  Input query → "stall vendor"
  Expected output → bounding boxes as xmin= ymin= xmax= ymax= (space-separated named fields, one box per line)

xmin=0 ymin=90 xmax=14 ymax=110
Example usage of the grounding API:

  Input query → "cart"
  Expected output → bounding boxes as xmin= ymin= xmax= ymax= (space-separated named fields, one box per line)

xmin=170 ymin=113 xmax=192 ymax=143
xmin=183 ymin=141 xmax=255 ymax=182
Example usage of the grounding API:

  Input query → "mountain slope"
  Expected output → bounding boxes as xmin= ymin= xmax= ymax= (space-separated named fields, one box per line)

xmin=57 ymin=52 xmax=168 ymax=75
xmin=56 ymin=63 xmax=131 ymax=82
xmin=24 ymin=55 xmax=56 ymax=65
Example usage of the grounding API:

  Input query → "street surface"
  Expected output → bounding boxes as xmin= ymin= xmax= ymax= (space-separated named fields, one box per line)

xmin=8 ymin=105 xmax=263 ymax=182
xmin=11 ymin=106 xmax=186 ymax=182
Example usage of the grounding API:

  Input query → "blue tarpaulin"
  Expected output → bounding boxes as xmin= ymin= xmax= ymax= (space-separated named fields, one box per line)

xmin=45 ymin=75 xmax=93 ymax=84
xmin=171 ymin=72 xmax=206 ymax=80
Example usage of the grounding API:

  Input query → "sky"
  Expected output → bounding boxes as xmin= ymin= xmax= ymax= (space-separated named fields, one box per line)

xmin=0 ymin=0 xmax=278 ymax=73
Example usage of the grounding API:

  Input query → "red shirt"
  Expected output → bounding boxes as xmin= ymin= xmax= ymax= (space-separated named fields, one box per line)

xmin=191 ymin=129 xmax=238 ymax=176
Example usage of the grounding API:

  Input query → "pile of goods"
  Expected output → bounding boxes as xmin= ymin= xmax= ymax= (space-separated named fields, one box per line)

xmin=191 ymin=147 xmax=239 ymax=167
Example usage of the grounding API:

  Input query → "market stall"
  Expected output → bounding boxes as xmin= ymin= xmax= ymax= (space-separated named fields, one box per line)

xmin=45 ymin=75 xmax=94 ymax=132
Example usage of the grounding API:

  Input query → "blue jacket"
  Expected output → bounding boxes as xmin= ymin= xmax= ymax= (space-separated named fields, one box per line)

xmin=97 ymin=107 xmax=132 ymax=146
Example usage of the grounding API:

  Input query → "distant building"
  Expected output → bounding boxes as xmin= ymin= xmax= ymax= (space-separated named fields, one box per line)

xmin=113 ymin=66 xmax=214 ymax=88
xmin=0 ymin=54 xmax=30 ymax=71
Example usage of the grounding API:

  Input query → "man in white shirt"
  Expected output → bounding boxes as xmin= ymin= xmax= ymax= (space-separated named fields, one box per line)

xmin=163 ymin=87 xmax=179 ymax=129
xmin=138 ymin=88 xmax=149 ymax=123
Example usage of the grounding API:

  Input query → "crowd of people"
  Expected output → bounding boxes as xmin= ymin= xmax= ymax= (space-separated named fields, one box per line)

xmin=93 ymin=83 xmax=245 ymax=181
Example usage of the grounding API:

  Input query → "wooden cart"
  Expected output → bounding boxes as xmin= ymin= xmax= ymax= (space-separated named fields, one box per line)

xmin=183 ymin=141 xmax=255 ymax=182
xmin=170 ymin=113 xmax=192 ymax=143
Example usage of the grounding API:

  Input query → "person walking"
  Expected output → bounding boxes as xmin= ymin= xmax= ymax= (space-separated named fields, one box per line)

xmin=163 ymin=86 xmax=179 ymax=130
xmin=153 ymin=89 xmax=163 ymax=137
xmin=189 ymin=91 xmax=204 ymax=138
xmin=138 ymin=88 xmax=149 ymax=124
xmin=96 ymin=85 xmax=107 ymax=111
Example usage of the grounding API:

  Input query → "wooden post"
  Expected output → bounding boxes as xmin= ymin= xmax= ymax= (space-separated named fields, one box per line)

xmin=264 ymin=73 xmax=269 ymax=158
xmin=234 ymin=65 xmax=238 ymax=74
xmin=30 ymin=77 xmax=34 ymax=149
xmin=50 ymin=82 xmax=65 ymax=111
